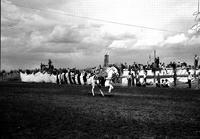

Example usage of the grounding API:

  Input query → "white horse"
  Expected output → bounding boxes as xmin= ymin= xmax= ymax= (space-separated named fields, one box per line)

xmin=87 ymin=66 xmax=119 ymax=96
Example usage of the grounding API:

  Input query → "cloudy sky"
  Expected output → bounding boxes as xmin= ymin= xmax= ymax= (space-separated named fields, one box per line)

xmin=1 ymin=0 xmax=200 ymax=70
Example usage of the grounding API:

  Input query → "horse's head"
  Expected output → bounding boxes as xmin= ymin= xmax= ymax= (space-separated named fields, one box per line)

xmin=109 ymin=66 xmax=119 ymax=77
xmin=113 ymin=67 xmax=119 ymax=76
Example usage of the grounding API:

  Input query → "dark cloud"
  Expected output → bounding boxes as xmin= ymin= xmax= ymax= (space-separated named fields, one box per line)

xmin=47 ymin=25 xmax=83 ymax=43
xmin=9 ymin=0 xmax=67 ymax=9
xmin=103 ymin=32 xmax=136 ymax=41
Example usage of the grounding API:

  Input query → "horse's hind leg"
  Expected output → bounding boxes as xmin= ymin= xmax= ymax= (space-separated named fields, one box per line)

xmin=97 ymin=84 xmax=104 ymax=96
xmin=108 ymin=86 xmax=111 ymax=93
xmin=99 ymin=89 xmax=104 ymax=96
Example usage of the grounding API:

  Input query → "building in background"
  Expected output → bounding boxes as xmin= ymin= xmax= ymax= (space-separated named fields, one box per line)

xmin=104 ymin=53 xmax=109 ymax=67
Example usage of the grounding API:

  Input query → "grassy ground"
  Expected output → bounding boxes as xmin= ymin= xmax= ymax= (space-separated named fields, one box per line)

xmin=0 ymin=82 xmax=200 ymax=139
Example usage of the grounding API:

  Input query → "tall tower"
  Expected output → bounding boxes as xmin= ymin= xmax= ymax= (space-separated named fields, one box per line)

xmin=104 ymin=53 xmax=109 ymax=67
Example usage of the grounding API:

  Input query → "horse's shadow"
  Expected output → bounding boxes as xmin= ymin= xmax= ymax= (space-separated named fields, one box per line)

xmin=87 ymin=92 xmax=114 ymax=97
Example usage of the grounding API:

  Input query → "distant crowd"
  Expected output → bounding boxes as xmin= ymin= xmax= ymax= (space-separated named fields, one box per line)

xmin=1 ymin=55 xmax=200 ymax=89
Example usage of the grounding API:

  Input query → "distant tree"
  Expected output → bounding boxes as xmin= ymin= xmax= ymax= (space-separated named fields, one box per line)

xmin=10 ymin=70 xmax=13 ymax=74
xmin=26 ymin=69 xmax=31 ymax=74
xmin=0 ymin=70 xmax=6 ymax=80
xmin=181 ymin=62 xmax=187 ymax=67
xmin=1 ymin=70 xmax=6 ymax=74
xmin=48 ymin=59 xmax=52 ymax=69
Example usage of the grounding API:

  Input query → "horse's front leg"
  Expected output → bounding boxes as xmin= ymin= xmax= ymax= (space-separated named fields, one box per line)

xmin=91 ymin=83 xmax=95 ymax=96
xmin=108 ymin=84 xmax=114 ymax=93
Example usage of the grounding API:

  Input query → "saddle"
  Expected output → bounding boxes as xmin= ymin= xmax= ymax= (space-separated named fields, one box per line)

xmin=92 ymin=69 xmax=107 ymax=86
xmin=96 ymin=76 xmax=106 ymax=87
xmin=95 ymin=70 xmax=108 ymax=78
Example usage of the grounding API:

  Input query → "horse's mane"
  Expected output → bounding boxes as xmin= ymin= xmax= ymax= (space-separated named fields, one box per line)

xmin=111 ymin=64 xmax=121 ymax=76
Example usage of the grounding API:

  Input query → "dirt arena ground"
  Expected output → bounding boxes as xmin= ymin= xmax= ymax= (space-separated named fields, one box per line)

xmin=0 ymin=81 xmax=200 ymax=139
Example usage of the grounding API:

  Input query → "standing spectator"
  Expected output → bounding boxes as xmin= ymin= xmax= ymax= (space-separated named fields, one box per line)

xmin=128 ymin=65 xmax=131 ymax=72
xmin=173 ymin=70 xmax=177 ymax=87
xmin=136 ymin=71 xmax=140 ymax=86
xmin=161 ymin=79 xmax=165 ymax=87
xmin=156 ymin=73 xmax=161 ymax=87
xmin=72 ymin=72 xmax=76 ymax=84
xmin=124 ymin=62 xmax=128 ymax=69
xmin=128 ymin=72 xmax=132 ymax=87
xmin=172 ymin=62 xmax=177 ymax=71
xmin=165 ymin=79 xmax=170 ymax=87
xmin=187 ymin=72 xmax=193 ymax=88
xmin=134 ymin=62 xmax=139 ymax=71
xmin=131 ymin=71 xmax=135 ymax=86
xmin=161 ymin=63 xmax=167 ymax=74
xmin=194 ymin=54 xmax=199 ymax=69
xmin=120 ymin=63 xmax=126 ymax=74
xmin=152 ymin=62 xmax=156 ymax=83
xmin=157 ymin=57 xmax=160 ymax=66
xmin=198 ymin=72 xmax=200 ymax=89
xmin=77 ymin=72 xmax=81 ymax=85
xmin=83 ymin=71 xmax=87 ymax=85
xmin=143 ymin=70 xmax=147 ymax=86
xmin=154 ymin=57 xmax=160 ymax=68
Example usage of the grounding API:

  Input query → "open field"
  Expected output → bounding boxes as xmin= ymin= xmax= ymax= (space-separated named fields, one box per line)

xmin=0 ymin=82 xmax=200 ymax=138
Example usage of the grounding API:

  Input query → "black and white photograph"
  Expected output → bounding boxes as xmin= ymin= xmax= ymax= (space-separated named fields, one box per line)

xmin=1 ymin=0 xmax=200 ymax=138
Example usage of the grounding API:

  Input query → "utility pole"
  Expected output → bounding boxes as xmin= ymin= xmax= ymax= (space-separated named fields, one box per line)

xmin=154 ymin=50 xmax=156 ymax=61
xmin=195 ymin=0 xmax=200 ymax=21
xmin=198 ymin=0 xmax=199 ymax=16
xmin=0 ymin=39 xmax=1 ymax=72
